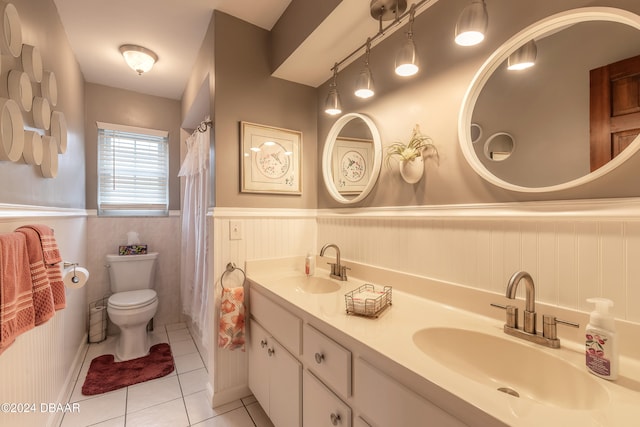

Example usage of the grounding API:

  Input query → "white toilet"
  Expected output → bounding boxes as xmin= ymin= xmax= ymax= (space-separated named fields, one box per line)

xmin=106 ymin=252 xmax=159 ymax=361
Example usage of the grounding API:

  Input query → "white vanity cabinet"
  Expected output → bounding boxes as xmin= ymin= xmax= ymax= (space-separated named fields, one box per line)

xmin=303 ymin=370 xmax=352 ymax=427
xmin=248 ymin=319 xmax=302 ymax=427
xmin=354 ymin=357 xmax=466 ymax=427
xmin=303 ymin=323 xmax=352 ymax=397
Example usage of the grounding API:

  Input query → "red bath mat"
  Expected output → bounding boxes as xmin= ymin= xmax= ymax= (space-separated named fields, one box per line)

xmin=82 ymin=343 xmax=174 ymax=395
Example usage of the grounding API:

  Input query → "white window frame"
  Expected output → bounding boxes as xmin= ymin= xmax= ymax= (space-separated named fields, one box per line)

xmin=97 ymin=121 xmax=169 ymax=217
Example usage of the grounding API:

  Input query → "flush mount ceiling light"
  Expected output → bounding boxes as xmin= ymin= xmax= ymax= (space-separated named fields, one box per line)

xmin=119 ymin=44 xmax=158 ymax=75
xmin=507 ymin=40 xmax=538 ymax=71
xmin=324 ymin=64 xmax=343 ymax=115
xmin=455 ymin=0 xmax=488 ymax=46
xmin=355 ymin=38 xmax=375 ymax=98
xmin=395 ymin=4 xmax=419 ymax=77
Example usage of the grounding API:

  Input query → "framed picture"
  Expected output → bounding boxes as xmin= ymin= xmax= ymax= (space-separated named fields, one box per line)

xmin=331 ymin=137 xmax=373 ymax=195
xmin=240 ymin=121 xmax=302 ymax=195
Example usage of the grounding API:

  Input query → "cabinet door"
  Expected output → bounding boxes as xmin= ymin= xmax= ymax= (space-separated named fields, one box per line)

xmin=303 ymin=370 xmax=351 ymax=427
xmin=269 ymin=339 xmax=302 ymax=427
xmin=248 ymin=320 xmax=270 ymax=412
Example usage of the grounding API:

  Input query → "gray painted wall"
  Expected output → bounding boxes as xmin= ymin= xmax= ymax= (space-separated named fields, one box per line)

xmin=0 ymin=0 xmax=85 ymax=208
xmin=317 ymin=0 xmax=640 ymax=208
xmin=84 ymin=83 xmax=182 ymax=210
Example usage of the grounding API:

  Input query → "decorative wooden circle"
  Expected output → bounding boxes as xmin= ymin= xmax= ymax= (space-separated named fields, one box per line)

xmin=40 ymin=135 xmax=58 ymax=178
xmin=8 ymin=70 xmax=33 ymax=111
xmin=0 ymin=98 xmax=24 ymax=162
xmin=50 ymin=111 xmax=67 ymax=154
xmin=32 ymin=97 xmax=51 ymax=130
xmin=42 ymin=71 xmax=57 ymax=107
xmin=23 ymin=130 xmax=43 ymax=165
xmin=2 ymin=3 xmax=22 ymax=57
xmin=22 ymin=44 xmax=43 ymax=82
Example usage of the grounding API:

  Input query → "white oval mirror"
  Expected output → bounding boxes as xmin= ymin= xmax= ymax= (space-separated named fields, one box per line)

xmin=322 ymin=113 xmax=382 ymax=204
xmin=459 ymin=7 xmax=640 ymax=192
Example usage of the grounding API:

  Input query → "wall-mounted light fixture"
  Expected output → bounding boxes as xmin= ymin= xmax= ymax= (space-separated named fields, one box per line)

xmin=507 ymin=40 xmax=537 ymax=70
xmin=395 ymin=5 xmax=419 ymax=77
xmin=454 ymin=0 xmax=488 ymax=46
xmin=355 ymin=39 xmax=375 ymax=98
xmin=324 ymin=64 xmax=343 ymax=115
xmin=119 ymin=44 xmax=158 ymax=75
xmin=324 ymin=0 xmax=441 ymax=115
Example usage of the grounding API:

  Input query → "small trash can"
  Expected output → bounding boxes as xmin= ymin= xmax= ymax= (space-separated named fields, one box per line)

xmin=88 ymin=298 xmax=108 ymax=343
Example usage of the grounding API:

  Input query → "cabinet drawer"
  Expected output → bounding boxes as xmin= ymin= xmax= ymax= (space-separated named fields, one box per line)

xmin=354 ymin=357 xmax=466 ymax=427
xmin=250 ymin=287 xmax=301 ymax=355
xmin=303 ymin=370 xmax=351 ymax=427
xmin=303 ymin=323 xmax=352 ymax=397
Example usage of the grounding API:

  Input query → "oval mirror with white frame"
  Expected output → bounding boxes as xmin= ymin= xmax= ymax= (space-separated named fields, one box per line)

xmin=459 ymin=7 xmax=640 ymax=192
xmin=322 ymin=113 xmax=382 ymax=204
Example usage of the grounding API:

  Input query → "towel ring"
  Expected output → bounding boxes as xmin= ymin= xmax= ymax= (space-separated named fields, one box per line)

xmin=220 ymin=262 xmax=245 ymax=289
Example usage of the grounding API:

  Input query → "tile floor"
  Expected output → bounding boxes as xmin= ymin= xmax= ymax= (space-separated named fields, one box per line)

xmin=60 ymin=323 xmax=274 ymax=427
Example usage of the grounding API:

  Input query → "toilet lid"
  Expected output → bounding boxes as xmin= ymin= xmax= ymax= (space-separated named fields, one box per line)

xmin=108 ymin=289 xmax=157 ymax=309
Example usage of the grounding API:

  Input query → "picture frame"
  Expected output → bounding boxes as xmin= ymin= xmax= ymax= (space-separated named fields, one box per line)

xmin=331 ymin=137 xmax=373 ymax=195
xmin=240 ymin=121 xmax=302 ymax=195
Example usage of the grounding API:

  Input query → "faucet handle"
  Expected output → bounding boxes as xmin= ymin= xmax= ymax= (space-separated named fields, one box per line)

xmin=542 ymin=315 xmax=579 ymax=340
xmin=491 ymin=303 xmax=519 ymax=329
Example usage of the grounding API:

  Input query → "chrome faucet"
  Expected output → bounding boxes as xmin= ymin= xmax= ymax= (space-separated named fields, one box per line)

xmin=320 ymin=243 xmax=349 ymax=281
xmin=491 ymin=270 xmax=579 ymax=349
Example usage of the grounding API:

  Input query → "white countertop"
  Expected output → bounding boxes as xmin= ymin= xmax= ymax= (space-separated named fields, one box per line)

xmin=246 ymin=256 xmax=640 ymax=427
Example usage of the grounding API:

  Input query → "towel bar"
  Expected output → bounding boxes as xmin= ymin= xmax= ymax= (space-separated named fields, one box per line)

xmin=220 ymin=262 xmax=245 ymax=289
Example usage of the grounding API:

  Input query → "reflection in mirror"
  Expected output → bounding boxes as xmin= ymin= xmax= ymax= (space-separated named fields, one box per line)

xmin=322 ymin=113 xmax=382 ymax=204
xmin=460 ymin=8 xmax=640 ymax=192
xmin=483 ymin=132 xmax=514 ymax=162
xmin=470 ymin=123 xmax=482 ymax=144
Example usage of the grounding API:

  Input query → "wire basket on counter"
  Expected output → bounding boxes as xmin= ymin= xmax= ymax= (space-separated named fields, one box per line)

xmin=345 ymin=284 xmax=392 ymax=318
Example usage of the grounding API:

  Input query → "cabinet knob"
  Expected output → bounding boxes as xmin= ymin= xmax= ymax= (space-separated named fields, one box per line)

xmin=267 ymin=347 xmax=275 ymax=357
xmin=314 ymin=352 xmax=325 ymax=364
xmin=260 ymin=339 xmax=267 ymax=348
xmin=330 ymin=413 xmax=341 ymax=425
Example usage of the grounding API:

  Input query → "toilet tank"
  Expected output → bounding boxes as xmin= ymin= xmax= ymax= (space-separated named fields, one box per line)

xmin=106 ymin=252 xmax=158 ymax=293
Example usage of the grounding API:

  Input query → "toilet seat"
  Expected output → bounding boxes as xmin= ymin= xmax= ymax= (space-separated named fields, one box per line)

xmin=108 ymin=289 xmax=157 ymax=309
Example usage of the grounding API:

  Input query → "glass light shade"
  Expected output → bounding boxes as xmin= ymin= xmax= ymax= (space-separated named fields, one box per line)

xmin=507 ymin=40 xmax=537 ymax=70
xmin=324 ymin=87 xmax=342 ymax=115
xmin=455 ymin=0 xmax=488 ymax=46
xmin=119 ymin=45 xmax=158 ymax=75
xmin=395 ymin=38 xmax=418 ymax=77
xmin=355 ymin=67 xmax=375 ymax=98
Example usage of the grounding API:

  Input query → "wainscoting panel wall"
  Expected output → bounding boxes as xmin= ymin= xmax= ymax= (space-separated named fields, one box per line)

xmin=210 ymin=208 xmax=317 ymax=406
xmin=0 ymin=205 xmax=87 ymax=427
xmin=317 ymin=199 xmax=640 ymax=323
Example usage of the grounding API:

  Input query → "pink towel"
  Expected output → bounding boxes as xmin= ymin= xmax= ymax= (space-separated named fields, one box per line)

xmin=16 ymin=225 xmax=65 ymax=310
xmin=15 ymin=227 xmax=55 ymax=325
xmin=218 ymin=287 xmax=245 ymax=351
xmin=0 ymin=233 xmax=35 ymax=354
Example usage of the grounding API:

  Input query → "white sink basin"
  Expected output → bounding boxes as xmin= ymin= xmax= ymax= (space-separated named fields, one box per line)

xmin=280 ymin=276 xmax=341 ymax=294
xmin=412 ymin=327 xmax=609 ymax=410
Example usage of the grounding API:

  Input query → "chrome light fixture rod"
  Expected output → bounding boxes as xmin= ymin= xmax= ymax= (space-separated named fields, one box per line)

xmin=329 ymin=0 xmax=436 ymax=75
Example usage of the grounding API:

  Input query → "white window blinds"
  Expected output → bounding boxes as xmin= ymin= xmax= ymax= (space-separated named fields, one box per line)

xmin=97 ymin=122 xmax=169 ymax=216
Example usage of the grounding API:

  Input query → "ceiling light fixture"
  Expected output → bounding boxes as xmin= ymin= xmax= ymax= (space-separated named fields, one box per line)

xmin=454 ymin=0 xmax=488 ymax=46
xmin=507 ymin=40 xmax=537 ymax=71
xmin=119 ymin=44 xmax=158 ymax=75
xmin=355 ymin=38 xmax=375 ymax=98
xmin=395 ymin=4 xmax=418 ymax=77
xmin=324 ymin=64 xmax=343 ymax=116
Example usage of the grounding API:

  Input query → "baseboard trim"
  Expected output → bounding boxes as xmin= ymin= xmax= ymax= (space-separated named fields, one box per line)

xmin=48 ymin=334 xmax=88 ymax=427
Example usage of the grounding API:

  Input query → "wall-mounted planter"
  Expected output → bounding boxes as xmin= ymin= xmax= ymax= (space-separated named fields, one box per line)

xmin=399 ymin=156 xmax=424 ymax=184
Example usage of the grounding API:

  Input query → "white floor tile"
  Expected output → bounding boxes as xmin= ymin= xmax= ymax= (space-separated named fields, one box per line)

xmin=184 ymin=392 xmax=242 ymax=425
xmin=191 ymin=407 xmax=256 ymax=427
xmin=245 ymin=402 xmax=274 ymax=427
xmin=125 ymin=398 xmax=189 ymax=427
xmin=240 ymin=395 xmax=256 ymax=406
xmin=127 ymin=375 xmax=183 ymax=413
xmin=175 ymin=352 xmax=205 ymax=374
xmin=171 ymin=339 xmax=198 ymax=357
xmin=89 ymin=416 xmax=125 ymax=426
xmin=168 ymin=328 xmax=193 ymax=343
xmin=179 ymin=367 xmax=209 ymax=396
xmin=60 ymin=389 xmax=127 ymax=427
xmin=166 ymin=322 xmax=187 ymax=331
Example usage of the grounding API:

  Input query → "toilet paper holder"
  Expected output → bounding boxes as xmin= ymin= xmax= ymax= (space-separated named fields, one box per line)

xmin=63 ymin=261 xmax=81 ymax=284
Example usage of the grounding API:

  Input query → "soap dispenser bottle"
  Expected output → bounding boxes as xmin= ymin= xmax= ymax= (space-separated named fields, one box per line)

xmin=305 ymin=252 xmax=315 ymax=277
xmin=585 ymin=298 xmax=618 ymax=380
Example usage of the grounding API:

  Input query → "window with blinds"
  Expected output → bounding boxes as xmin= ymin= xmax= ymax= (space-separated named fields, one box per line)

xmin=97 ymin=122 xmax=169 ymax=216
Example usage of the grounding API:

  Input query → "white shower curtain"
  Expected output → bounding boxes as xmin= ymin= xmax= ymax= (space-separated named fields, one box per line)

xmin=178 ymin=125 xmax=210 ymax=343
